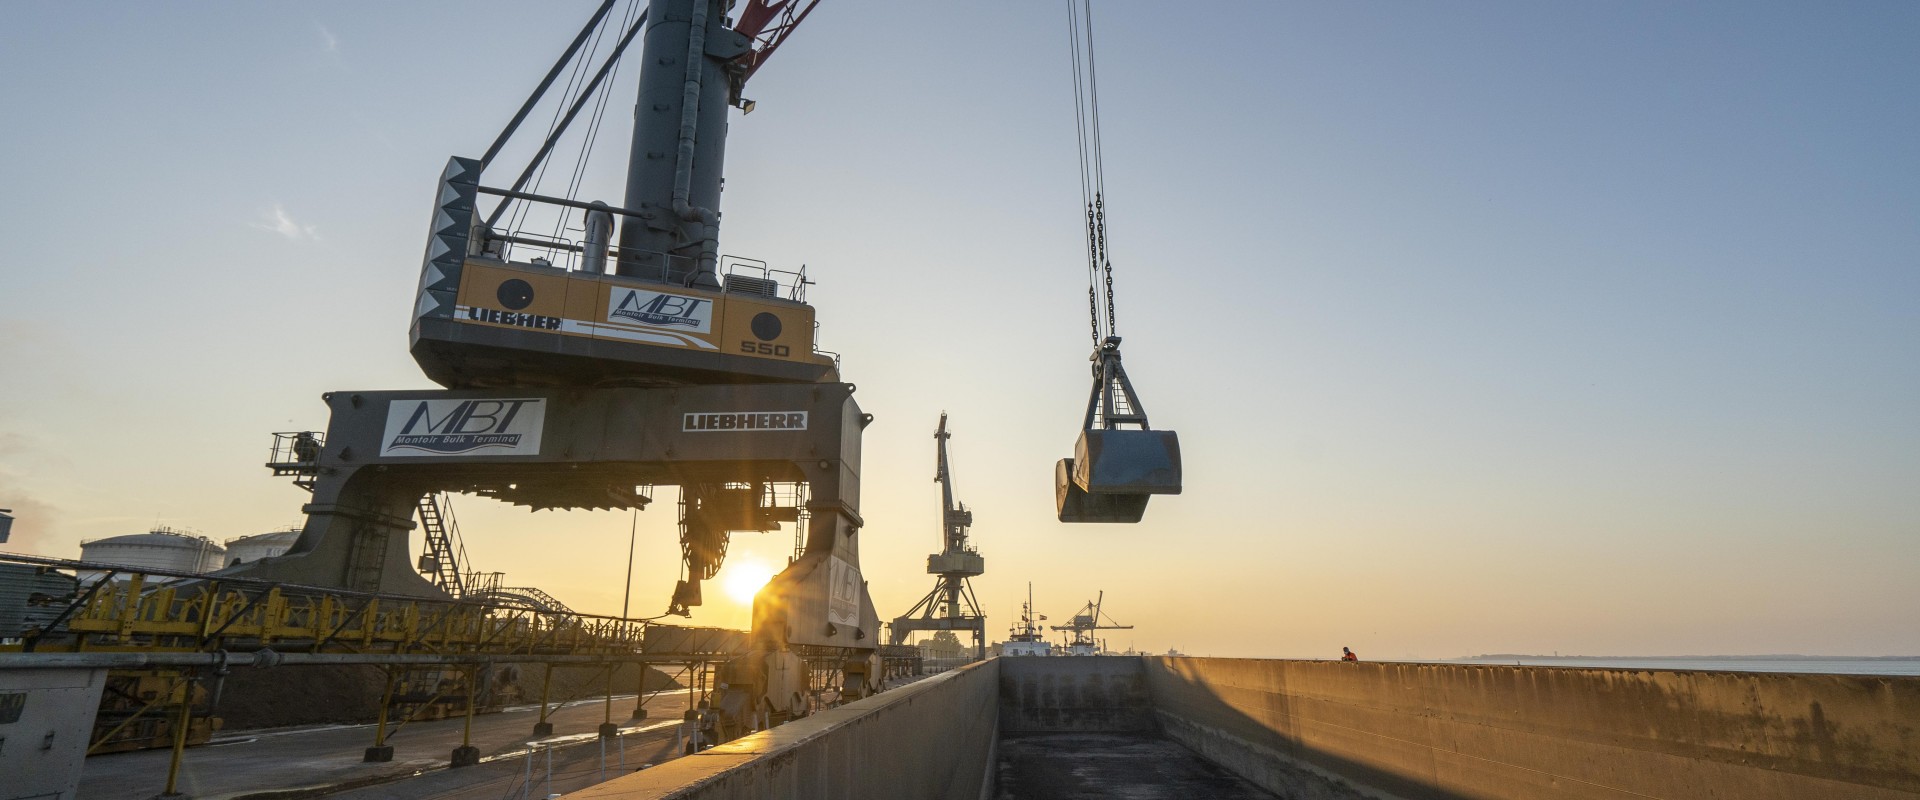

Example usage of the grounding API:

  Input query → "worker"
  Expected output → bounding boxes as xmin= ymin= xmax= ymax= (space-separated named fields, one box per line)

xmin=682 ymin=697 xmax=717 ymax=753
xmin=291 ymin=431 xmax=321 ymax=463
xmin=1341 ymin=647 xmax=1358 ymax=662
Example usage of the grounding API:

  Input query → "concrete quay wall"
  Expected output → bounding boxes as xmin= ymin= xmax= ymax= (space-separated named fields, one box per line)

xmin=1146 ymin=657 xmax=1920 ymax=800
xmin=566 ymin=659 xmax=999 ymax=800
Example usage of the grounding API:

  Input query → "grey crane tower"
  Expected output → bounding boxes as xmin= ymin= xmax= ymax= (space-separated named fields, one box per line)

xmin=888 ymin=413 xmax=987 ymax=660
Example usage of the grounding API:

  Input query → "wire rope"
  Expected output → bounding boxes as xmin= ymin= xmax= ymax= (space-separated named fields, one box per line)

xmin=1066 ymin=0 xmax=1118 ymax=346
xmin=551 ymin=0 xmax=643 ymax=242
xmin=509 ymin=6 xmax=616 ymax=237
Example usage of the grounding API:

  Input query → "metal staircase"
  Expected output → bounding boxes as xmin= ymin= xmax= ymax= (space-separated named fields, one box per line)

xmin=415 ymin=493 xmax=469 ymax=598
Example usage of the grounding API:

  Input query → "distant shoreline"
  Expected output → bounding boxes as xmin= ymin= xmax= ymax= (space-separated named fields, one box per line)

xmin=1451 ymin=654 xmax=1920 ymax=662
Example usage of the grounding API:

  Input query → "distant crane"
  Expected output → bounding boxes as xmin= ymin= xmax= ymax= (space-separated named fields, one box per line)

xmin=1050 ymin=591 xmax=1131 ymax=656
xmin=888 ymin=413 xmax=987 ymax=660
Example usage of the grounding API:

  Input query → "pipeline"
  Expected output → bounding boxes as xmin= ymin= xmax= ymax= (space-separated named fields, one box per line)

xmin=672 ymin=0 xmax=721 ymax=286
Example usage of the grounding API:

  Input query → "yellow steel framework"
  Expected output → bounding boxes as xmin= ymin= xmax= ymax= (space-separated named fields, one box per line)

xmin=36 ymin=574 xmax=644 ymax=656
xmin=0 ymin=552 xmax=748 ymax=798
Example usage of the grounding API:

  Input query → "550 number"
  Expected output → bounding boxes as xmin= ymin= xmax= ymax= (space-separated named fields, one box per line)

xmin=740 ymin=341 xmax=791 ymax=357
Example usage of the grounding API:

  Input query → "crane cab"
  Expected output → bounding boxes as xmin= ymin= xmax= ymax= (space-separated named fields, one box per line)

xmin=408 ymin=158 xmax=837 ymax=389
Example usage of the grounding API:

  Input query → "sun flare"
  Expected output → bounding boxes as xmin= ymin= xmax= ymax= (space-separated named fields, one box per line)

xmin=722 ymin=560 xmax=777 ymax=605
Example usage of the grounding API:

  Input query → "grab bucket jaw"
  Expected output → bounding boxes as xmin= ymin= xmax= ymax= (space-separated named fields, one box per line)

xmin=1071 ymin=429 xmax=1182 ymax=495
xmin=1055 ymin=458 xmax=1150 ymax=523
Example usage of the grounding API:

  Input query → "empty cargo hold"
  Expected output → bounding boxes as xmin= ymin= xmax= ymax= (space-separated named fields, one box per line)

xmin=565 ymin=656 xmax=1920 ymax=800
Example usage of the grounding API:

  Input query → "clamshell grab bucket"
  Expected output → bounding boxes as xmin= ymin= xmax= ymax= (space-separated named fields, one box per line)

xmin=1071 ymin=429 xmax=1182 ymax=495
xmin=1056 ymin=458 xmax=1150 ymax=523
xmin=1055 ymin=336 xmax=1181 ymax=523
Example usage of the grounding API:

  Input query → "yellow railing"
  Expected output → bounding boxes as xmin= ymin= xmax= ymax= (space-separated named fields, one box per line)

xmin=28 ymin=576 xmax=646 ymax=656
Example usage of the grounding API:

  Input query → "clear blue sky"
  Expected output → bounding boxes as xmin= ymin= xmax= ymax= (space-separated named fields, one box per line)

xmin=1 ymin=2 xmax=1915 ymax=658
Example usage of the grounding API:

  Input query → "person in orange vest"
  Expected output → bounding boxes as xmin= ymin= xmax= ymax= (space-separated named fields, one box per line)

xmin=1340 ymin=646 xmax=1358 ymax=662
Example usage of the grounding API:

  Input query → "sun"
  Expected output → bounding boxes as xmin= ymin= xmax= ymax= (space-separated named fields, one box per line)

xmin=722 ymin=559 xmax=778 ymax=605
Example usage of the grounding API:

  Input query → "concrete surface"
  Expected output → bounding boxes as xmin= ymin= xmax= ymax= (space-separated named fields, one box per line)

xmin=565 ymin=663 xmax=999 ymax=800
xmin=993 ymin=733 xmax=1276 ymax=799
xmin=998 ymin=655 xmax=1153 ymax=734
xmin=1146 ymin=657 xmax=1920 ymax=800
xmin=78 ymin=691 xmax=690 ymax=800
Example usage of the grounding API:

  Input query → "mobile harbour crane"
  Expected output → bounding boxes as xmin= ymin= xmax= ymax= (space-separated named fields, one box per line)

xmin=240 ymin=0 xmax=1178 ymax=737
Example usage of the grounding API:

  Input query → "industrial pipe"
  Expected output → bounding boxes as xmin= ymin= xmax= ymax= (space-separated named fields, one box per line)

xmin=582 ymin=201 xmax=615 ymax=274
xmin=672 ymin=0 xmax=723 ymax=287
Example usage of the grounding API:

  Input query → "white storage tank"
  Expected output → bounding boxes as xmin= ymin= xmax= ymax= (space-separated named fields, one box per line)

xmin=223 ymin=528 xmax=300 ymax=567
xmin=78 ymin=527 xmax=225 ymax=581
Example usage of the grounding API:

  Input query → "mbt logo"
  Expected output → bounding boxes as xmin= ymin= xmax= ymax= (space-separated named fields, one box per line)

xmin=608 ymin=289 xmax=711 ymax=332
xmin=380 ymin=398 xmax=546 ymax=457
xmin=827 ymin=557 xmax=861 ymax=627
xmin=681 ymin=411 xmax=808 ymax=432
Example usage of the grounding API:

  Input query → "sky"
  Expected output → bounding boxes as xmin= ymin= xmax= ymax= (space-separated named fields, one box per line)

xmin=0 ymin=1 xmax=1915 ymax=660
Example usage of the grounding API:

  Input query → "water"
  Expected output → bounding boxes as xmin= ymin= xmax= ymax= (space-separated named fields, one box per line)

xmin=1434 ymin=657 xmax=1920 ymax=676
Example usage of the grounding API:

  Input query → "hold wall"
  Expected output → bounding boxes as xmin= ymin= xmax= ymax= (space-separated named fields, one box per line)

xmin=567 ymin=659 xmax=999 ymax=800
xmin=1145 ymin=657 xmax=1920 ymax=799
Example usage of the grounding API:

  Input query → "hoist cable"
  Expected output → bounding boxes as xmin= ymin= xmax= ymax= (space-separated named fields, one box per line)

xmin=1066 ymin=1 xmax=1102 ymax=347
xmin=1066 ymin=0 xmax=1118 ymax=346
xmin=510 ymin=5 xmax=615 ymax=235
xmin=551 ymin=0 xmax=641 ymax=241
xmin=1082 ymin=0 xmax=1117 ymax=338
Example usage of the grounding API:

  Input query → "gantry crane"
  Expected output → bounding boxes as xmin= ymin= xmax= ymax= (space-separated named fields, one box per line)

xmin=1050 ymin=591 xmax=1132 ymax=656
xmin=888 ymin=413 xmax=987 ymax=660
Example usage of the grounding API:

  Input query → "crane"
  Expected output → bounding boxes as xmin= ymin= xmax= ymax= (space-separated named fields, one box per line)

xmin=1050 ymin=590 xmax=1132 ymax=656
xmin=232 ymin=0 xmax=877 ymax=741
xmin=888 ymin=413 xmax=988 ymax=660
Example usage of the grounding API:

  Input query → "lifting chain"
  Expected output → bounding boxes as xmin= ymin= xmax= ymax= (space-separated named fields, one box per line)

xmin=1096 ymin=193 xmax=1115 ymax=337
xmin=1086 ymin=202 xmax=1102 ymax=347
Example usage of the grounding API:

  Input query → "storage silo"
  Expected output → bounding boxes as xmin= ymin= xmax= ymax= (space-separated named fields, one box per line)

xmin=222 ymin=528 xmax=300 ymax=567
xmin=78 ymin=527 xmax=226 ymax=581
